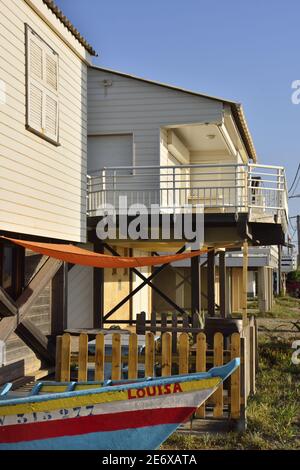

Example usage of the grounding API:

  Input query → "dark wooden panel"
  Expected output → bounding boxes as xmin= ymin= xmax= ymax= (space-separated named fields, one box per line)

xmin=0 ymin=360 xmax=25 ymax=385
xmin=51 ymin=263 xmax=68 ymax=335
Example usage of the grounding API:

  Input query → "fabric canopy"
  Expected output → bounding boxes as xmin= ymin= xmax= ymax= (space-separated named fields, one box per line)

xmin=2 ymin=237 xmax=210 ymax=269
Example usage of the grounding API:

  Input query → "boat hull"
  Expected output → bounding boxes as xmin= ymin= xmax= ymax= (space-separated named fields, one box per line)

xmin=0 ymin=359 xmax=240 ymax=450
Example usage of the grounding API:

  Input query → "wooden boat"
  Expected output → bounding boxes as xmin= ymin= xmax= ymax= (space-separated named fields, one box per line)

xmin=0 ymin=358 xmax=239 ymax=450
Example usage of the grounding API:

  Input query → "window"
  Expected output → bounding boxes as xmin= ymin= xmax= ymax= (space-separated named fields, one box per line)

xmin=25 ymin=25 xmax=59 ymax=145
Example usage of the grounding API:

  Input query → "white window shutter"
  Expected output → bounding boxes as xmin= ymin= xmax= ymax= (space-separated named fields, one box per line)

xmin=26 ymin=26 xmax=59 ymax=143
xmin=44 ymin=93 xmax=58 ymax=141
xmin=45 ymin=52 xmax=58 ymax=92
xmin=29 ymin=83 xmax=43 ymax=131
xmin=30 ymin=39 xmax=43 ymax=81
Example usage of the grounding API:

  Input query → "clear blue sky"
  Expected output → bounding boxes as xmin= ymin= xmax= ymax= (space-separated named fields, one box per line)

xmin=56 ymin=0 xmax=300 ymax=233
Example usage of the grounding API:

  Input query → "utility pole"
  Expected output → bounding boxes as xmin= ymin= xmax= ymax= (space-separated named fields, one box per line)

xmin=297 ymin=215 xmax=300 ymax=268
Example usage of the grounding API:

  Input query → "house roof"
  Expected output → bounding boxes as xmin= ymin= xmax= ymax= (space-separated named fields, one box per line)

xmin=91 ymin=65 xmax=257 ymax=161
xmin=42 ymin=0 xmax=97 ymax=56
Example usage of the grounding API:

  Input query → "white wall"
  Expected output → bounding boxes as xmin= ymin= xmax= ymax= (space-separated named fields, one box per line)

xmin=87 ymin=68 xmax=223 ymax=168
xmin=67 ymin=265 xmax=93 ymax=328
xmin=0 ymin=0 xmax=89 ymax=242
xmin=88 ymin=134 xmax=133 ymax=173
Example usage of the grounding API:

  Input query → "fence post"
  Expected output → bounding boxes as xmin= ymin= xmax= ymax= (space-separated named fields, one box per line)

xmin=213 ymin=332 xmax=224 ymax=417
xmin=161 ymin=332 xmax=172 ymax=376
xmin=128 ymin=333 xmax=138 ymax=379
xmin=239 ymin=336 xmax=247 ymax=430
xmin=111 ymin=333 xmax=121 ymax=380
xmin=230 ymin=332 xmax=241 ymax=420
xmin=172 ymin=313 xmax=178 ymax=353
xmin=145 ymin=332 xmax=155 ymax=377
xmin=78 ymin=333 xmax=88 ymax=382
xmin=95 ymin=333 xmax=105 ymax=381
xmin=250 ymin=317 xmax=256 ymax=394
xmin=195 ymin=332 xmax=206 ymax=419
xmin=136 ymin=311 xmax=146 ymax=335
xmin=178 ymin=333 xmax=189 ymax=374
xmin=60 ymin=333 xmax=71 ymax=382
xmin=55 ymin=335 xmax=62 ymax=381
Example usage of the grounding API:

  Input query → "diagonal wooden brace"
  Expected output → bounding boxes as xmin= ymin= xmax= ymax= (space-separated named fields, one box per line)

xmin=0 ymin=257 xmax=62 ymax=343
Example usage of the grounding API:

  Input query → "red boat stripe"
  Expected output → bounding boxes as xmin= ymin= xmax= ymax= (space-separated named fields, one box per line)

xmin=0 ymin=407 xmax=195 ymax=443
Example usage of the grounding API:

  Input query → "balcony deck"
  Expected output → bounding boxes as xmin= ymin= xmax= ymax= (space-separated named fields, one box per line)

xmin=87 ymin=163 xmax=288 ymax=228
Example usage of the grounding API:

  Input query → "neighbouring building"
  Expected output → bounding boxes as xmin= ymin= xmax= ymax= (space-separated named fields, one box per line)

xmin=82 ymin=66 xmax=288 ymax=328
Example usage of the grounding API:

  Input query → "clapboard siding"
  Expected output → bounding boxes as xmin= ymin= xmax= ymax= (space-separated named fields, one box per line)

xmin=0 ymin=0 xmax=89 ymax=242
xmin=87 ymin=68 xmax=223 ymax=169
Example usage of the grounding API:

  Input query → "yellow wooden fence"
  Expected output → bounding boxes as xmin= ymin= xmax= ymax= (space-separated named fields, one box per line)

xmin=56 ymin=317 xmax=257 ymax=425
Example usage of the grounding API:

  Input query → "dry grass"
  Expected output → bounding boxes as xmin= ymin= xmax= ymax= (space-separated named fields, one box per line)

xmin=162 ymin=335 xmax=300 ymax=450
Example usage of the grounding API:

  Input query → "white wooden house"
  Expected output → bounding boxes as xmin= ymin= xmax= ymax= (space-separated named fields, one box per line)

xmin=0 ymin=0 xmax=96 ymax=378
xmin=83 ymin=66 xmax=288 ymax=328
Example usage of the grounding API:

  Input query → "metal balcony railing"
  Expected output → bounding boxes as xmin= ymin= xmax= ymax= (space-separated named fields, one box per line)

xmin=87 ymin=163 xmax=288 ymax=223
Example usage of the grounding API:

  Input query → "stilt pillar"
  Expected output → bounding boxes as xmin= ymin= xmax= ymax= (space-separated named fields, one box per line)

xmin=207 ymin=249 xmax=215 ymax=316
xmin=191 ymin=254 xmax=201 ymax=315
xmin=219 ymin=250 xmax=227 ymax=318
xmin=242 ymin=240 xmax=248 ymax=327
xmin=93 ymin=240 xmax=104 ymax=328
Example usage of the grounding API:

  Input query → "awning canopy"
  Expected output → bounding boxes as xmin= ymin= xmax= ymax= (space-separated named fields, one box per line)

xmin=2 ymin=237 xmax=209 ymax=269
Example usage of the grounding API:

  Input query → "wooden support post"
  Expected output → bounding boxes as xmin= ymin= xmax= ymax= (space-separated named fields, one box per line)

xmin=230 ymin=332 xmax=241 ymax=419
xmin=51 ymin=262 xmax=68 ymax=335
xmin=213 ymin=332 xmax=223 ymax=417
xmin=240 ymin=336 xmax=247 ymax=429
xmin=178 ymin=333 xmax=189 ymax=374
xmin=60 ymin=333 xmax=71 ymax=382
xmin=195 ymin=332 xmax=206 ymax=418
xmin=78 ymin=333 xmax=88 ymax=382
xmin=55 ymin=336 xmax=62 ymax=381
xmin=207 ymin=249 xmax=215 ymax=316
xmin=219 ymin=250 xmax=227 ymax=318
xmin=111 ymin=333 xmax=121 ymax=380
xmin=191 ymin=253 xmax=201 ymax=315
xmin=128 ymin=333 xmax=138 ymax=379
xmin=94 ymin=333 xmax=105 ymax=381
xmin=145 ymin=332 xmax=155 ymax=377
xmin=93 ymin=240 xmax=104 ymax=328
xmin=161 ymin=332 xmax=172 ymax=376
xmin=249 ymin=316 xmax=256 ymax=395
xmin=242 ymin=241 xmax=248 ymax=327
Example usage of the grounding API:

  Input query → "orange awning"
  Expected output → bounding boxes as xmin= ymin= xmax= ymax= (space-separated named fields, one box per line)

xmin=2 ymin=237 xmax=209 ymax=269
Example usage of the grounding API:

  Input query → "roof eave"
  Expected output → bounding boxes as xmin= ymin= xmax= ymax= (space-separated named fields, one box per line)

xmin=42 ymin=0 xmax=97 ymax=56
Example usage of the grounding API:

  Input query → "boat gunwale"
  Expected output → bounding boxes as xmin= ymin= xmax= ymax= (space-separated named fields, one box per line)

xmin=0 ymin=358 xmax=239 ymax=407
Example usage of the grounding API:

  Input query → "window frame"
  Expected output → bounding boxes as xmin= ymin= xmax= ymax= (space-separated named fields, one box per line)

xmin=25 ymin=24 xmax=60 ymax=146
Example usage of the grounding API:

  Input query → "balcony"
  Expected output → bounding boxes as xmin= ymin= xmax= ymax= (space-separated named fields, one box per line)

xmin=87 ymin=163 xmax=288 ymax=226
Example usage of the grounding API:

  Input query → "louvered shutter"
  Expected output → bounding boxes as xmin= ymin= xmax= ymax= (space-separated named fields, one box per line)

xmin=44 ymin=50 xmax=59 ymax=141
xmin=26 ymin=26 xmax=59 ymax=143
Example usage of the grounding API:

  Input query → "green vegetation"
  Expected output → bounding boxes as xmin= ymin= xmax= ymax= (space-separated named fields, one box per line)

xmin=287 ymin=270 xmax=300 ymax=282
xmin=162 ymin=336 xmax=300 ymax=450
xmin=255 ymin=295 xmax=300 ymax=319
